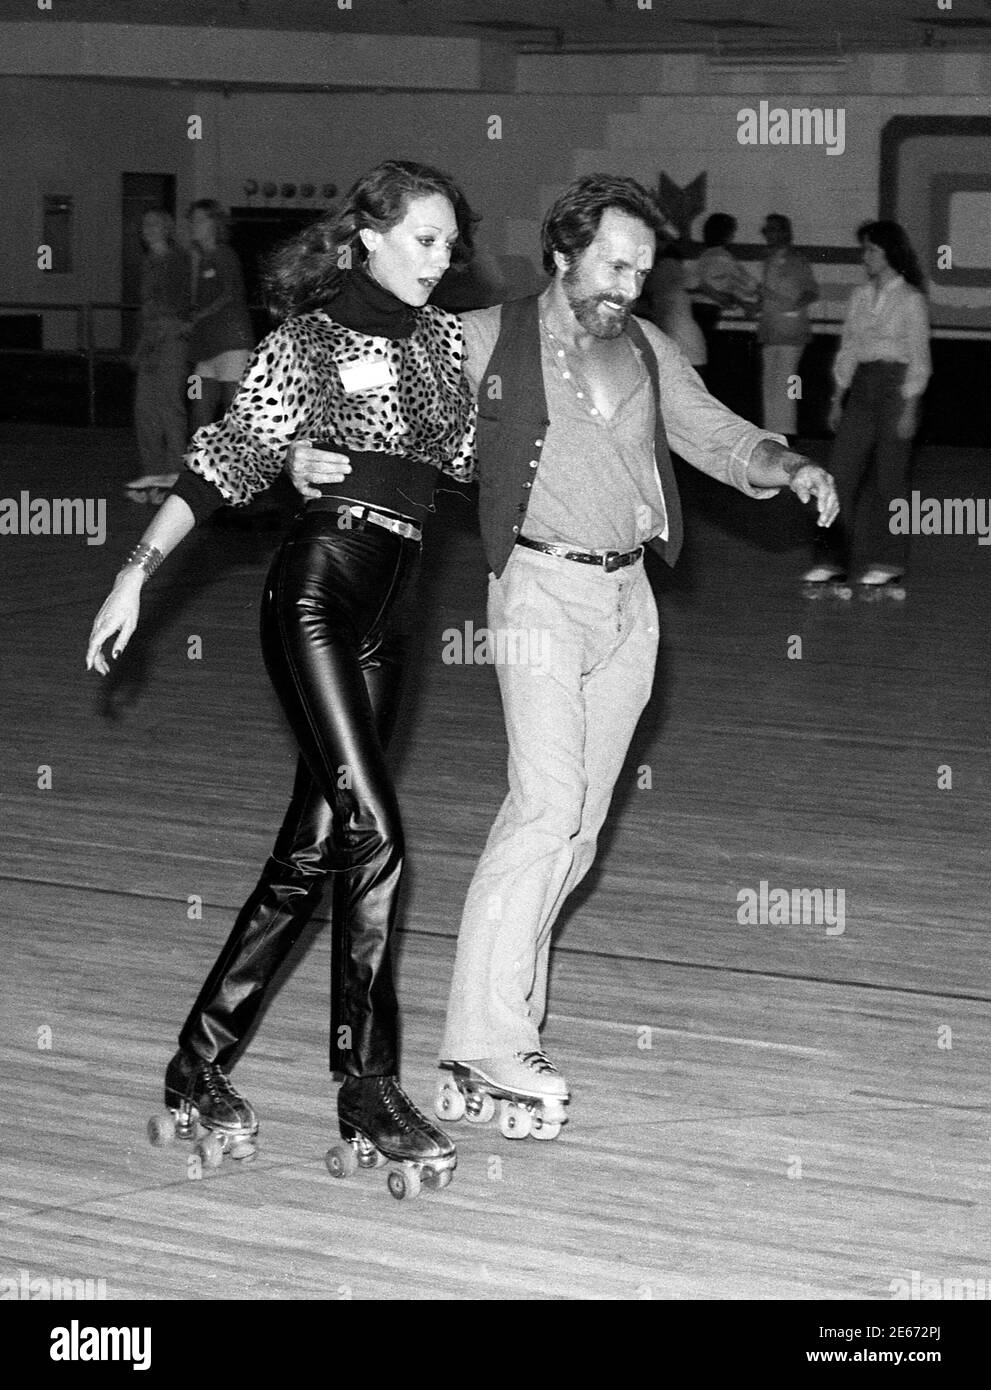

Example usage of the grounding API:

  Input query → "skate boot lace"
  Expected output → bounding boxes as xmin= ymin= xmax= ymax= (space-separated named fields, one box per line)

xmin=200 ymin=1062 xmax=242 ymax=1105
xmin=517 ymin=1050 xmax=560 ymax=1076
xmin=379 ymin=1077 xmax=437 ymax=1136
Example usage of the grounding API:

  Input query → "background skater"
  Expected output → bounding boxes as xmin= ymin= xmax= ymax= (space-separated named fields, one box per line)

xmin=803 ymin=219 xmax=929 ymax=599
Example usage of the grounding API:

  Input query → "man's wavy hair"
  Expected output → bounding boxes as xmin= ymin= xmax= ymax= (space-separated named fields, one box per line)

xmin=540 ymin=174 xmax=667 ymax=276
xmin=857 ymin=220 xmax=926 ymax=291
xmin=265 ymin=160 xmax=478 ymax=321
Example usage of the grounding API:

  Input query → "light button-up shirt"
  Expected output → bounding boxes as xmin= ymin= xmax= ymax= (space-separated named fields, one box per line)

xmin=833 ymin=274 xmax=931 ymax=400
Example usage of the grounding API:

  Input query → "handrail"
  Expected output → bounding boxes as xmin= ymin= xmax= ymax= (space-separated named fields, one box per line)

xmin=2 ymin=299 xmax=987 ymax=429
xmin=0 ymin=300 xmax=144 ymax=424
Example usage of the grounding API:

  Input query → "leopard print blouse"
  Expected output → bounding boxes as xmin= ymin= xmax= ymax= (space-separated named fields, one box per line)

xmin=183 ymin=305 xmax=476 ymax=506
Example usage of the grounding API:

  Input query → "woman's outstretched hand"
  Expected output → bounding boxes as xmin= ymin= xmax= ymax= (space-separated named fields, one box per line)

xmin=86 ymin=570 xmax=142 ymax=675
xmin=284 ymin=439 xmax=352 ymax=500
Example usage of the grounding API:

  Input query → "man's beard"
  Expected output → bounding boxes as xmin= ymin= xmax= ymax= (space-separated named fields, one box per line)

xmin=561 ymin=267 xmax=632 ymax=339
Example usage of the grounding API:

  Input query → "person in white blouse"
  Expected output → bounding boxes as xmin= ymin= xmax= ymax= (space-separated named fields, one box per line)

xmin=805 ymin=220 xmax=931 ymax=589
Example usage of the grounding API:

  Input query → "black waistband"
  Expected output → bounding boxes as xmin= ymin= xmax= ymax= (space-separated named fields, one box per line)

xmin=310 ymin=448 xmax=438 ymax=516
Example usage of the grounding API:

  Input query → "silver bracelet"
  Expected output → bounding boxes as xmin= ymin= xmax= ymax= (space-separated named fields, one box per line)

xmin=118 ymin=542 xmax=165 ymax=579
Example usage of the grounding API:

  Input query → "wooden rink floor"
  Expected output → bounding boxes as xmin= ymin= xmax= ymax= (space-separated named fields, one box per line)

xmin=1 ymin=422 xmax=989 ymax=1301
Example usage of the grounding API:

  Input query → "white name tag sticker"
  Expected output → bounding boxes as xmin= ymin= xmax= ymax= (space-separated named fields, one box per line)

xmin=338 ymin=356 xmax=396 ymax=394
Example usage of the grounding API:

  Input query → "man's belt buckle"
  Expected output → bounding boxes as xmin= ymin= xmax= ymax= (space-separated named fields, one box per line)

xmin=604 ymin=549 xmax=640 ymax=572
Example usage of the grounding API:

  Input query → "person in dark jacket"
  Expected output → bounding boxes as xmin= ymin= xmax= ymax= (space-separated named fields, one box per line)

xmin=187 ymin=199 xmax=256 ymax=431
xmin=132 ymin=209 xmax=191 ymax=480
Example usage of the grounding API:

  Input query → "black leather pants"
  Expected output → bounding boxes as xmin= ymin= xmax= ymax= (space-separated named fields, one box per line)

xmin=178 ymin=510 xmax=420 ymax=1077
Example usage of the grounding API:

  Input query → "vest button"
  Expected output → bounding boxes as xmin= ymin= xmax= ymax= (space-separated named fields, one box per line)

xmin=535 ymin=438 xmax=544 ymax=446
xmin=517 ymin=502 xmax=526 ymax=512
xmin=512 ymin=525 xmax=520 ymax=533
xmin=523 ymin=481 xmax=532 ymax=489
xmin=529 ymin=460 xmax=538 ymax=468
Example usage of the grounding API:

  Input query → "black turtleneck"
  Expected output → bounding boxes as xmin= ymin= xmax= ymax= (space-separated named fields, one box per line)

xmin=326 ymin=267 xmax=418 ymax=340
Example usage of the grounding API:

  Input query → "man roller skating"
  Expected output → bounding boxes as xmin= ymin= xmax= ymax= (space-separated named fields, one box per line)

xmin=437 ymin=175 xmax=839 ymax=1140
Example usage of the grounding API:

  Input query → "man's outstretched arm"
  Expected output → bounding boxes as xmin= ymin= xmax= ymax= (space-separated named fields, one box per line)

xmin=637 ymin=318 xmax=838 ymax=527
xmin=747 ymin=439 xmax=839 ymax=528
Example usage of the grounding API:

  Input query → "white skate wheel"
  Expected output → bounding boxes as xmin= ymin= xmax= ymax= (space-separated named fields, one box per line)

xmin=498 ymin=1100 xmax=532 ymax=1139
xmin=147 ymin=1112 xmax=176 ymax=1148
xmin=464 ymin=1090 xmax=496 ymax=1124
xmin=530 ymin=1115 xmax=562 ymax=1141
xmin=194 ymin=1132 xmax=225 ymax=1169
xmin=421 ymin=1165 xmax=454 ymax=1191
xmin=388 ymin=1164 xmax=422 ymax=1200
xmin=434 ymin=1079 xmax=466 ymax=1123
xmin=325 ymin=1142 xmax=359 ymax=1179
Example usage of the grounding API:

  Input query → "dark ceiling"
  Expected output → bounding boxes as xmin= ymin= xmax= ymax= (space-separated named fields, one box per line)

xmin=3 ymin=0 xmax=991 ymax=55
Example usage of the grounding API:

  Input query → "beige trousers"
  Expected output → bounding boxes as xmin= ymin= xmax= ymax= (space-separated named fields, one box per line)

xmin=761 ymin=343 xmax=804 ymax=435
xmin=441 ymin=545 xmax=659 ymax=1059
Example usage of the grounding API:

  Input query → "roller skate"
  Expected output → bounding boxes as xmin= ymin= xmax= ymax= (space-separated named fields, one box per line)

xmin=326 ymin=1075 xmax=457 ymax=1200
xmin=800 ymin=564 xmax=852 ymax=601
xmin=147 ymin=1049 xmax=259 ymax=1168
xmin=435 ymin=1051 xmax=570 ymax=1141
xmin=856 ymin=566 xmax=906 ymax=602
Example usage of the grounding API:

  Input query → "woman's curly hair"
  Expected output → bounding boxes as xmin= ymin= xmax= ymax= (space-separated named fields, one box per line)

xmin=264 ymin=159 xmax=479 ymax=321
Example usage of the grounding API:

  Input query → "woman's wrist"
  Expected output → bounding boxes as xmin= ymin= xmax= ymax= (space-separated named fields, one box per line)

xmin=116 ymin=542 xmax=165 ymax=584
xmin=114 ymin=565 xmax=146 ymax=591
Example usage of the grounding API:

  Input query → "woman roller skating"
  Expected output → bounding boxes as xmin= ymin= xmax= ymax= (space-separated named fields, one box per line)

xmin=86 ymin=160 xmax=478 ymax=1199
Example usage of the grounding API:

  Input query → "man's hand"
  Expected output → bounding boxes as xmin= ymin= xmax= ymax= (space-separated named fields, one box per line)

xmin=747 ymin=441 xmax=839 ymax=527
xmin=284 ymin=439 xmax=352 ymax=500
xmin=786 ymin=460 xmax=839 ymax=528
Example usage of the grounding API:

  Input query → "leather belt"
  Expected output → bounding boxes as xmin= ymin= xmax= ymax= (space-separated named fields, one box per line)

xmin=516 ymin=534 xmax=643 ymax=572
xmin=305 ymin=499 xmax=422 ymax=542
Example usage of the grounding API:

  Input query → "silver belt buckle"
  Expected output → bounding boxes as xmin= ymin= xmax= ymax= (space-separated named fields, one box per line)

xmin=350 ymin=505 xmax=420 ymax=541
xmin=604 ymin=548 xmax=639 ymax=572
xmin=373 ymin=510 xmax=419 ymax=542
